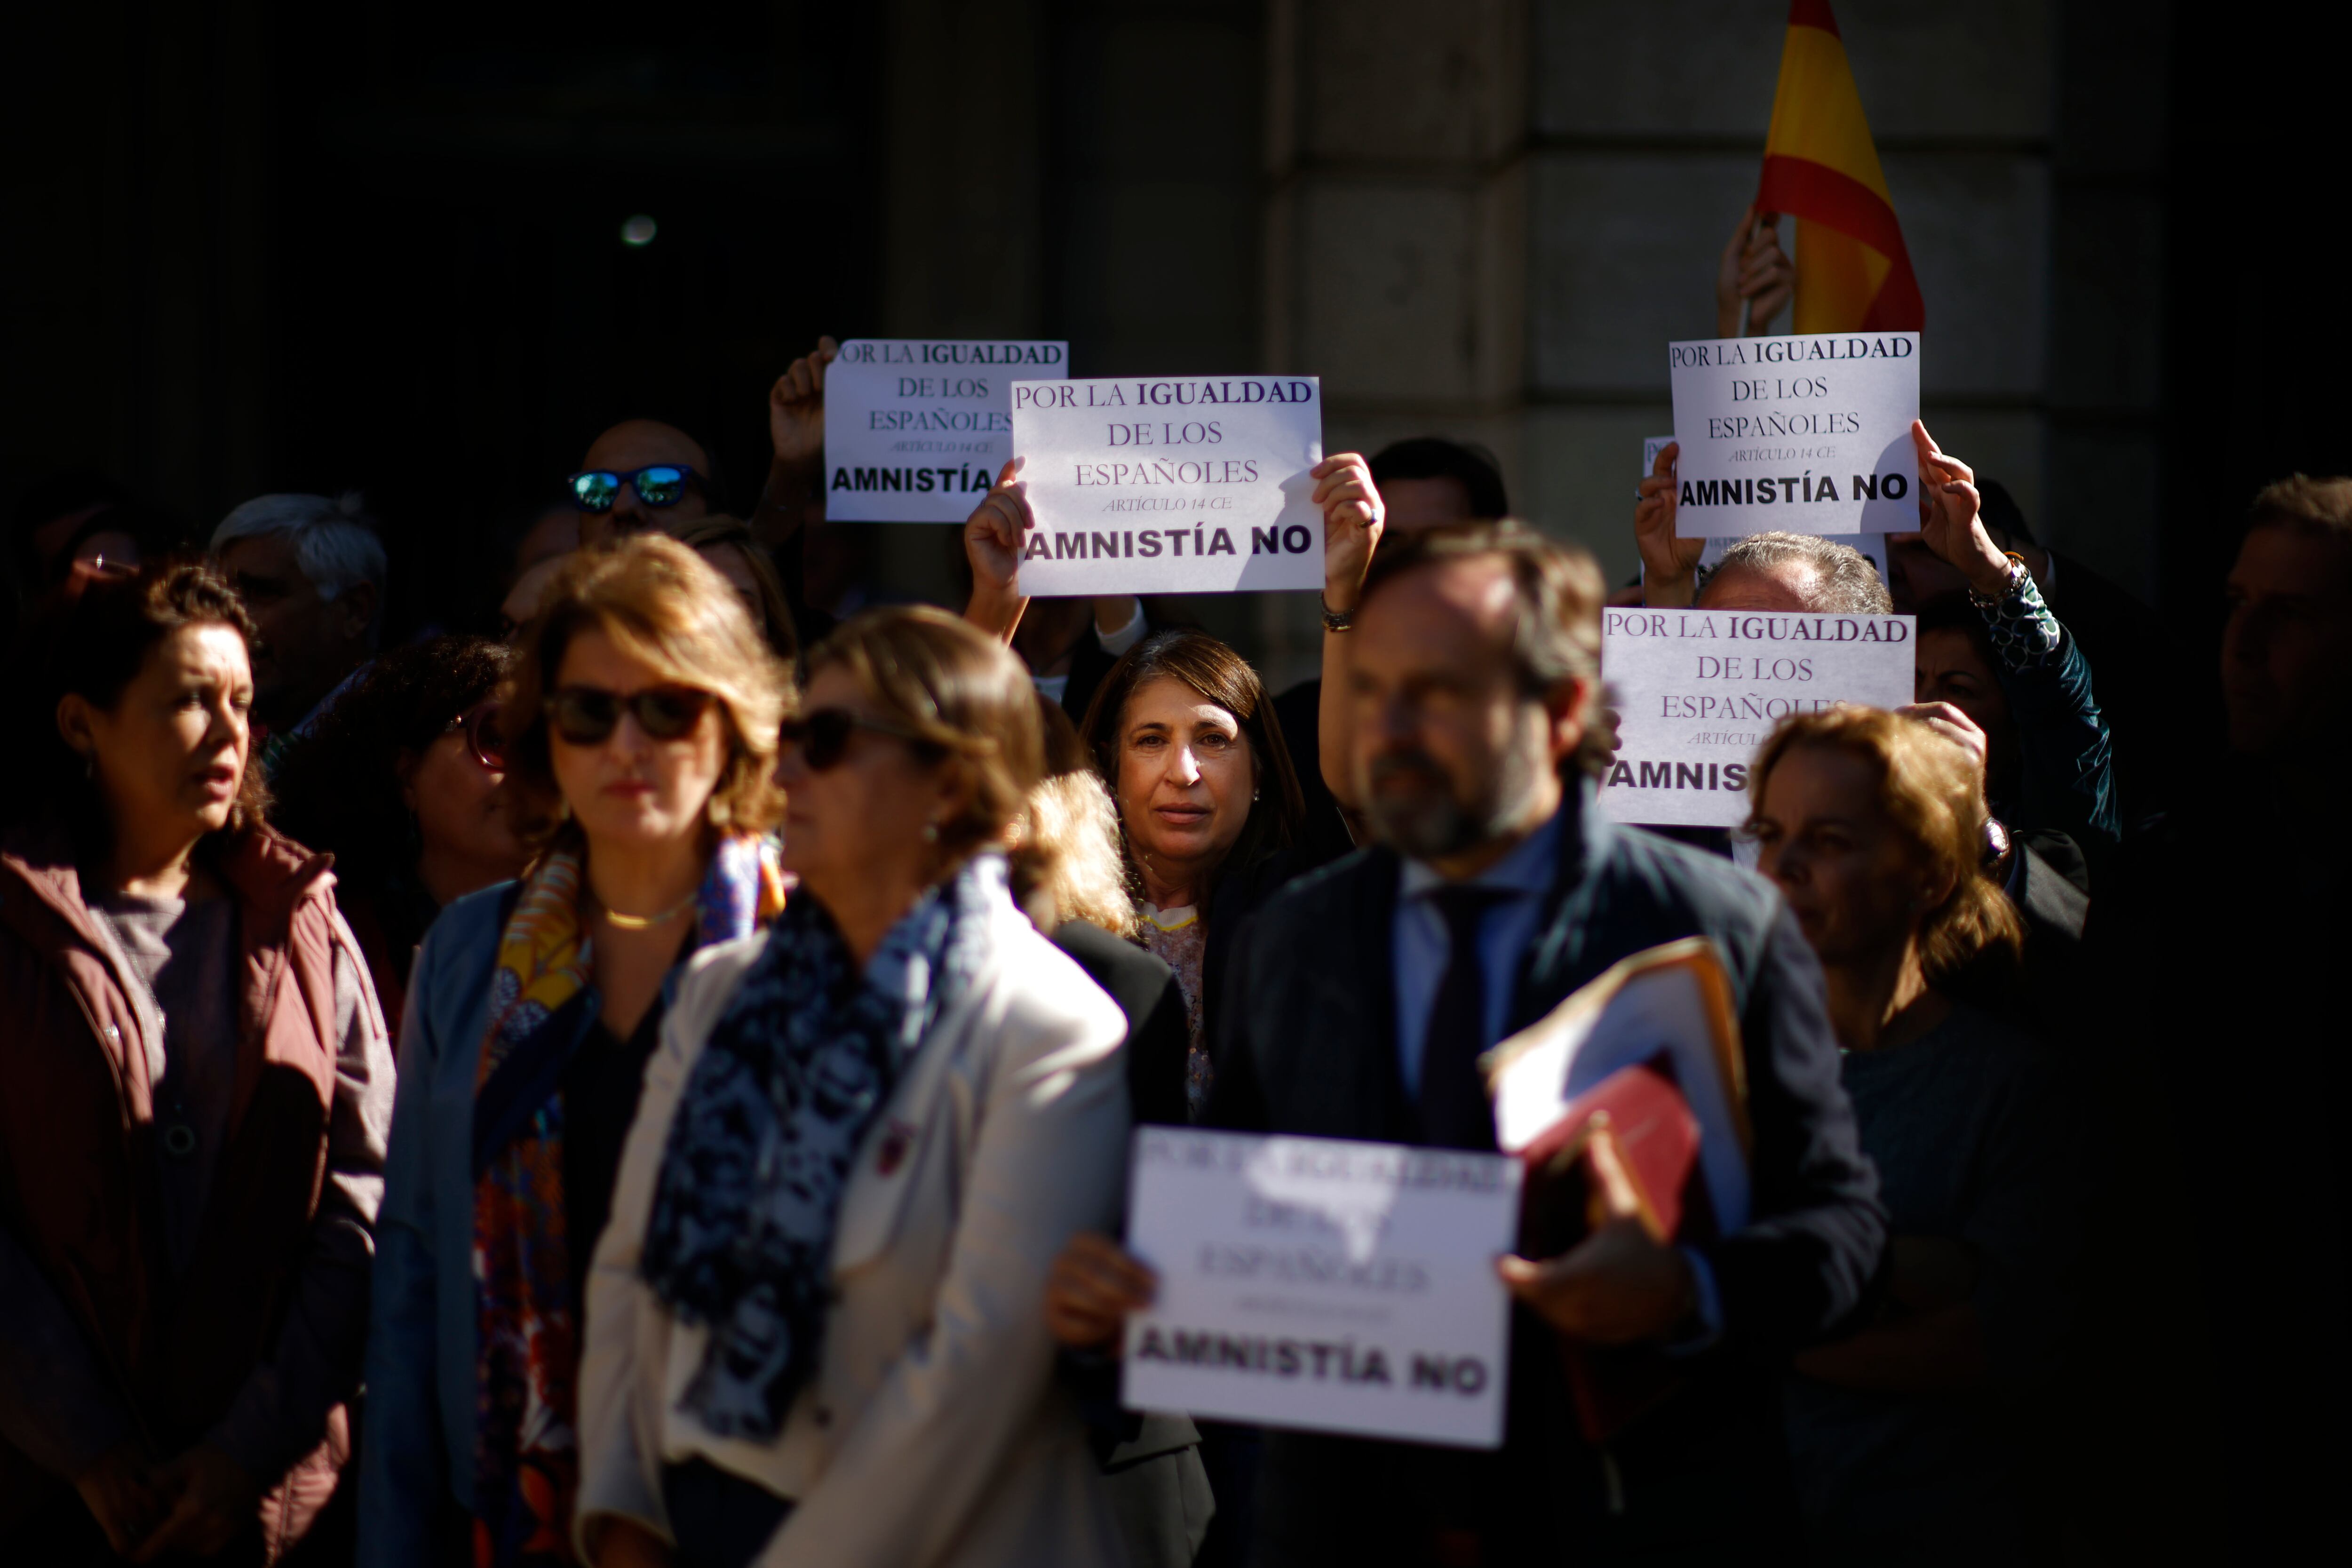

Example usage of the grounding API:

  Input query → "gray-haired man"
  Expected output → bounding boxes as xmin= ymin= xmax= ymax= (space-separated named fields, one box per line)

xmin=211 ymin=493 xmax=388 ymax=763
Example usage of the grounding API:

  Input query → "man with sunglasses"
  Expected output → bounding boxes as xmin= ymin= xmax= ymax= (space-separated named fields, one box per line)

xmin=570 ymin=419 xmax=722 ymax=544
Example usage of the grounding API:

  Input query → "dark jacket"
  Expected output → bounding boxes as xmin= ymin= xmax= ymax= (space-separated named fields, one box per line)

xmin=1049 ymin=920 xmax=1217 ymax=1568
xmin=1055 ymin=918 xmax=1193 ymax=1130
xmin=2038 ymin=548 xmax=2203 ymax=829
xmin=0 ymin=823 xmax=371 ymax=1558
xmin=1209 ymin=786 xmax=1885 ymax=1566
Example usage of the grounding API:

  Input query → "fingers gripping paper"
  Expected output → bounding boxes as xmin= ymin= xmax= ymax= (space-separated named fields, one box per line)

xmin=1010 ymin=376 xmax=1326 ymax=596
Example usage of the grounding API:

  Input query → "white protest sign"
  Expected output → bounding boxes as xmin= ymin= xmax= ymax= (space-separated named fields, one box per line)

xmin=1597 ymin=605 xmax=1916 ymax=828
xmin=1637 ymin=437 xmax=1887 ymax=588
xmin=1121 ymin=1127 xmax=1520 ymax=1450
xmin=1010 ymin=376 xmax=1324 ymax=596
xmin=825 ymin=339 xmax=1068 ymax=522
xmin=1667 ymin=332 xmax=1920 ymax=539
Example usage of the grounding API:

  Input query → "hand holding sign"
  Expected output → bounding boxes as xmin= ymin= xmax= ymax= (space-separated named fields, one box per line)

xmin=1311 ymin=452 xmax=1384 ymax=612
xmin=962 ymin=459 xmax=1030 ymax=641
xmin=769 ymin=335 xmax=838 ymax=470
xmin=1911 ymin=421 xmax=2014 ymax=597
xmin=1045 ymin=1231 xmax=1159 ymax=1351
xmin=1635 ymin=440 xmax=1704 ymax=607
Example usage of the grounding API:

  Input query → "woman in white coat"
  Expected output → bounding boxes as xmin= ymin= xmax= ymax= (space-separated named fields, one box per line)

xmin=575 ymin=605 xmax=1132 ymax=1568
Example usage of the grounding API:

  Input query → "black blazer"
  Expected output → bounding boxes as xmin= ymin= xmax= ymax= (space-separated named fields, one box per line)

xmin=1208 ymin=784 xmax=1886 ymax=1560
xmin=1052 ymin=917 xmax=1192 ymax=1129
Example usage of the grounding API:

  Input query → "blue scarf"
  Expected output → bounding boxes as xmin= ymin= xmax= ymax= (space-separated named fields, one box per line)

xmin=639 ymin=853 xmax=1007 ymax=1440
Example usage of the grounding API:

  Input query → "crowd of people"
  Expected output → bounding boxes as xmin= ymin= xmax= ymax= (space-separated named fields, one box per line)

xmin=2 ymin=281 xmax=2347 ymax=1568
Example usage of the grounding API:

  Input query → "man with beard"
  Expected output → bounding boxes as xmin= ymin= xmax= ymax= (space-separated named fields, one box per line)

xmin=1207 ymin=521 xmax=1885 ymax=1567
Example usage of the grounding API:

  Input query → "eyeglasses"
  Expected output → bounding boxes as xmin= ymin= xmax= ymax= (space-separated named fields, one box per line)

xmin=567 ymin=465 xmax=702 ymax=513
xmin=546 ymin=685 xmax=714 ymax=746
xmin=778 ymin=707 xmax=938 ymax=772
xmin=445 ymin=700 xmax=509 ymax=771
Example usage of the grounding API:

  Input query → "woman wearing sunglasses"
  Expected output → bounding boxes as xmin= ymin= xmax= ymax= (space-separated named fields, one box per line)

xmin=271 ymin=634 xmax=529 ymax=1035
xmin=358 ymin=536 xmax=789 ymax=1568
xmin=574 ymin=607 xmax=1131 ymax=1568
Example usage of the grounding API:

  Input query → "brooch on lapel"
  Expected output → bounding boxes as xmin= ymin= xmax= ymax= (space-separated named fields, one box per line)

xmin=874 ymin=1119 xmax=917 ymax=1177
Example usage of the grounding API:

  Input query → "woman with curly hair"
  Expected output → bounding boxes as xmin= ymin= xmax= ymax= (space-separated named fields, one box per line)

xmin=270 ymin=635 xmax=527 ymax=1034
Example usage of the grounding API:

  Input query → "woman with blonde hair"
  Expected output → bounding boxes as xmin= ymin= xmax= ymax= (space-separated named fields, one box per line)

xmin=575 ymin=606 xmax=1130 ymax=1568
xmin=1746 ymin=706 xmax=2078 ymax=1565
xmin=359 ymin=534 xmax=788 ymax=1568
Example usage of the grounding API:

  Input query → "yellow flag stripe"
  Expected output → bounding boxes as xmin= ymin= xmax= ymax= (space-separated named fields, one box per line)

xmin=1762 ymin=24 xmax=1892 ymax=206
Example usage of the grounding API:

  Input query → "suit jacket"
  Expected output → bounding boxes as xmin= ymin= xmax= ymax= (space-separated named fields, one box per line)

xmin=574 ymin=894 xmax=1133 ymax=1568
xmin=1209 ymin=785 xmax=1885 ymax=1565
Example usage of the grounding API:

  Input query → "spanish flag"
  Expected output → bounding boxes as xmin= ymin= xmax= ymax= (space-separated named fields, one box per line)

xmin=1756 ymin=0 xmax=1923 ymax=332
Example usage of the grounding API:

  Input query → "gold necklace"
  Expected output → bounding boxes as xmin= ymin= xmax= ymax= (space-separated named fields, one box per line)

xmin=596 ymin=891 xmax=697 ymax=931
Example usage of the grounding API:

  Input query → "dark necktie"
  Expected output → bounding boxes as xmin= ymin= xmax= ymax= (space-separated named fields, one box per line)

xmin=1416 ymin=885 xmax=1510 ymax=1151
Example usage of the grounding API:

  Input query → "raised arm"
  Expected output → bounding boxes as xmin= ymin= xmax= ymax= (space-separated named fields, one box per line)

xmin=750 ymin=336 xmax=839 ymax=550
xmin=961 ymin=459 xmax=1030 ymax=645
xmin=1312 ymin=452 xmax=1384 ymax=816
xmin=1716 ymin=208 xmax=1793 ymax=339
xmin=1636 ymin=440 xmax=1704 ymax=607
xmin=1913 ymin=421 xmax=2119 ymax=852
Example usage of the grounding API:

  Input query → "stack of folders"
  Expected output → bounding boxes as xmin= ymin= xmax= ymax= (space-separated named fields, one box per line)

xmin=1483 ymin=938 xmax=1753 ymax=1441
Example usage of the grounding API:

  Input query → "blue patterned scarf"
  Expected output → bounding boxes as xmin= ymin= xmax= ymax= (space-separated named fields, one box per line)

xmin=639 ymin=852 xmax=1007 ymax=1440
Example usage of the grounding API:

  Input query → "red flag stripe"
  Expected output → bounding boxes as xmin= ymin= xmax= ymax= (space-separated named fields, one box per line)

xmin=1756 ymin=153 xmax=1914 ymax=269
xmin=1786 ymin=0 xmax=1842 ymax=37
xmin=1859 ymin=254 xmax=1924 ymax=332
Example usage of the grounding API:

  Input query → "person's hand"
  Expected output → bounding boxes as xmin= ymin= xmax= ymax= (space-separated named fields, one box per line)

xmin=767 ymin=336 xmax=839 ymax=470
xmin=1910 ymin=421 xmax=2013 ymax=597
xmin=131 ymin=1445 xmax=258 ymax=1562
xmin=73 ymin=1441 xmax=161 ymax=1557
xmin=1499 ymin=1217 xmax=1696 ymax=1345
xmin=962 ymin=459 xmax=1030 ymax=640
xmin=1311 ymin=453 xmax=1384 ymax=613
xmin=1896 ymin=701 xmax=1988 ymax=784
xmin=1716 ymin=209 xmax=1793 ymax=338
xmin=594 ymin=1515 xmax=677 ymax=1568
xmin=1636 ymin=441 xmax=1704 ymax=606
xmin=1045 ymin=1232 xmax=1159 ymax=1350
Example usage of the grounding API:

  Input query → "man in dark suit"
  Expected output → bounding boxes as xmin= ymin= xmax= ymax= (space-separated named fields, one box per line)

xmin=1210 ymin=521 xmax=1885 ymax=1567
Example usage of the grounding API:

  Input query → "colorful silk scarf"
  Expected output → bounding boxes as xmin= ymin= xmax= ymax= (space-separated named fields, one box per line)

xmin=469 ymin=836 xmax=784 ymax=1568
xmin=638 ymin=853 xmax=1006 ymax=1441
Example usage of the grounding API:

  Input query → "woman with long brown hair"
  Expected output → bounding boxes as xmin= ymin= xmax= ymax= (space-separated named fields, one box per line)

xmin=1746 ymin=706 xmax=2078 ymax=1563
xmin=358 ymin=535 xmax=787 ymax=1568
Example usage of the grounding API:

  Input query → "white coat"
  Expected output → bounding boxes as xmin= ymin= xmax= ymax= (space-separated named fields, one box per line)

xmin=574 ymin=895 xmax=1133 ymax=1567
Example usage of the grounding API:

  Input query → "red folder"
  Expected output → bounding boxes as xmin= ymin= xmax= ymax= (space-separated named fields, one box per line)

xmin=1485 ymin=940 xmax=1749 ymax=1444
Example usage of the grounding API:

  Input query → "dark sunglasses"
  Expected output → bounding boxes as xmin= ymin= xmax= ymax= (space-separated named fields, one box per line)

xmin=546 ymin=685 xmax=714 ymax=746
xmin=567 ymin=465 xmax=703 ymax=513
xmin=445 ymin=700 xmax=509 ymax=771
xmin=779 ymin=707 xmax=939 ymax=772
